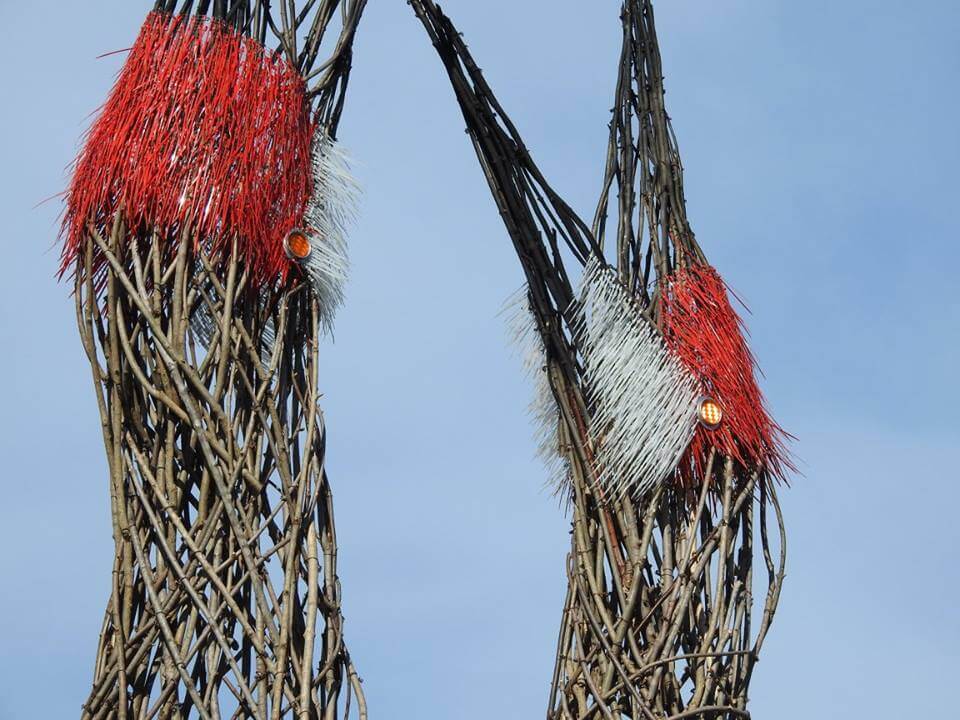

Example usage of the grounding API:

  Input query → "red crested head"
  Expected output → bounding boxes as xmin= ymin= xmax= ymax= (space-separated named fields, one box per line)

xmin=63 ymin=12 xmax=315 ymax=290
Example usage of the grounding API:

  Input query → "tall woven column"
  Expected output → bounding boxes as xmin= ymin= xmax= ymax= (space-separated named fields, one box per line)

xmin=411 ymin=2 xmax=789 ymax=718
xmin=62 ymin=3 xmax=368 ymax=718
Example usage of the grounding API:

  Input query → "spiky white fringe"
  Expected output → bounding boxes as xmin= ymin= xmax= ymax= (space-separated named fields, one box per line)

xmin=300 ymin=130 xmax=359 ymax=334
xmin=572 ymin=257 xmax=702 ymax=500
xmin=503 ymin=289 xmax=570 ymax=493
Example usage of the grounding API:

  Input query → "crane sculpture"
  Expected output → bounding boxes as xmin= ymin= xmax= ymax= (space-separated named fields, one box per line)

xmin=58 ymin=1 xmax=790 ymax=717
xmin=410 ymin=1 xmax=791 ymax=717
xmin=61 ymin=2 xmax=368 ymax=717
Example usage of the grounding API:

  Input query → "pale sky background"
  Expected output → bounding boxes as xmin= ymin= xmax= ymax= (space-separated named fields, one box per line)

xmin=1 ymin=1 xmax=958 ymax=718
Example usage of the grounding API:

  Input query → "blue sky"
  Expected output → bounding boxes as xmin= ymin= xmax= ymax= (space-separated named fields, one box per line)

xmin=0 ymin=1 xmax=957 ymax=718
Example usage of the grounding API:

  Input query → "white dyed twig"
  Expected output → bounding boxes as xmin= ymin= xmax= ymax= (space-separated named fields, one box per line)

xmin=571 ymin=256 xmax=701 ymax=499
xmin=299 ymin=129 xmax=359 ymax=335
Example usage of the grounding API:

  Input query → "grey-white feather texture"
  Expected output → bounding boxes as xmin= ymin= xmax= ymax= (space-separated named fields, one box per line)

xmin=189 ymin=293 xmax=276 ymax=364
xmin=572 ymin=257 xmax=701 ymax=499
xmin=300 ymin=129 xmax=359 ymax=334
xmin=504 ymin=289 xmax=569 ymax=492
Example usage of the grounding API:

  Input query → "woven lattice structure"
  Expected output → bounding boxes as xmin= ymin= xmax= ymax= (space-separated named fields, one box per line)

xmin=411 ymin=1 xmax=789 ymax=717
xmin=65 ymin=2 xmax=368 ymax=718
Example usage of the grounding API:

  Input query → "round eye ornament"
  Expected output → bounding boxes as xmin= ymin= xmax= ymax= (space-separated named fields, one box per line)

xmin=284 ymin=228 xmax=313 ymax=262
xmin=697 ymin=397 xmax=723 ymax=430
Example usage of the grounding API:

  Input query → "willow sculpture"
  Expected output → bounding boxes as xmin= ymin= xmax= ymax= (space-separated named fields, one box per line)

xmin=61 ymin=2 xmax=368 ymax=717
xmin=410 ymin=1 xmax=790 ymax=718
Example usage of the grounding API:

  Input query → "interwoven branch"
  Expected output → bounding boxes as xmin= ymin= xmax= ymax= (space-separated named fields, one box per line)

xmin=75 ymin=221 xmax=365 ymax=720
xmin=153 ymin=0 xmax=368 ymax=108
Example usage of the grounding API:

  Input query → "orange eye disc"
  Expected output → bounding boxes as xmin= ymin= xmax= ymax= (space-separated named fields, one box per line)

xmin=698 ymin=398 xmax=723 ymax=429
xmin=284 ymin=229 xmax=312 ymax=261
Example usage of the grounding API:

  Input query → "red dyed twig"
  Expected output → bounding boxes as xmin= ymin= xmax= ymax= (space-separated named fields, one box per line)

xmin=662 ymin=264 xmax=792 ymax=486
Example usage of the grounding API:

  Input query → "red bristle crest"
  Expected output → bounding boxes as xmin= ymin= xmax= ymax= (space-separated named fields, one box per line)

xmin=661 ymin=264 xmax=792 ymax=485
xmin=61 ymin=12 xmax=315 ymax=289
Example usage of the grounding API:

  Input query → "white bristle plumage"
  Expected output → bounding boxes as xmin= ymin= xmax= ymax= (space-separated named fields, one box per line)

xmin=571 ymin=256 xmax=701 ymax=500
xmin=300 ymin=130 xmax=359 ymax=334
xmin=503 ymin=288 xmax=569 ymax=493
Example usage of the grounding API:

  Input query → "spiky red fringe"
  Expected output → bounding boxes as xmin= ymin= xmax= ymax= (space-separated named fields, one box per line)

xmin=662 ymin=264 xmax=791 ymax=485
xmin=62 ymin=12 xmax=314 ymax=288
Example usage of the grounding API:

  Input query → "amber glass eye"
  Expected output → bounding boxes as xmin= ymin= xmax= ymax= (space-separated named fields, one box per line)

xmin=284 ymin=229 xmax=312 ymax=261
xmin=698 ymin=398 xmax=723 ymax=429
